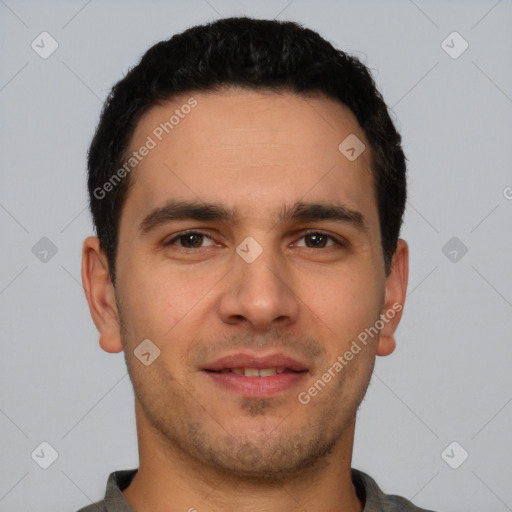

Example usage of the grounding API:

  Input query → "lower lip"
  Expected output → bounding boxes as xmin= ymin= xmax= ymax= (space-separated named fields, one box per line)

xmin=203 ymin=371 xmax=308 ymax=398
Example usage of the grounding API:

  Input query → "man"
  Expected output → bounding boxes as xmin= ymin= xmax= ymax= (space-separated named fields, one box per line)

xmin=79 ymin=16 xmax=435 ymax=512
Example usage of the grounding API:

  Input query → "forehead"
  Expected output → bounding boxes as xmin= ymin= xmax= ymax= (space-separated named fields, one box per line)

xmin=122 ymin=88 xmax=378 ymax=232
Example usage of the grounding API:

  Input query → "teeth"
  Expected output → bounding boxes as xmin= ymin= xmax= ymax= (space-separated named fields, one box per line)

xmin=230 ymin=367 xmax=286 ymax=377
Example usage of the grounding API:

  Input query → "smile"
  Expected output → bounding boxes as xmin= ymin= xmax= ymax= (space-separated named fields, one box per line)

xmin=215 ymin=367 xmax=290 ymax=377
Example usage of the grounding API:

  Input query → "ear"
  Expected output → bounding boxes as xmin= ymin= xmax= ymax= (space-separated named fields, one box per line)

xmin=376 ymin=239 xmax=409 ymax=357
xmin=81 ymin=236 xmax=123 ymax=353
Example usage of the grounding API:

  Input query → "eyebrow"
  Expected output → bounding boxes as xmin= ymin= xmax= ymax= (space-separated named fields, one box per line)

xmin=139 ymin=199 xmax=367 ymax=234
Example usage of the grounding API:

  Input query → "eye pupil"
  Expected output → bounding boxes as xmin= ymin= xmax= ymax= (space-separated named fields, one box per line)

xmin=306 ymin=234 xmax=326 ymax=248
xmin=182 ymin=233 xmax=202 ymax=248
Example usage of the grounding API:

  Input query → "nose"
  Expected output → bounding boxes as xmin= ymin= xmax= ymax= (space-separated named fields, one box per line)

xmin=217 ymin=242 xmax=300 ymax=332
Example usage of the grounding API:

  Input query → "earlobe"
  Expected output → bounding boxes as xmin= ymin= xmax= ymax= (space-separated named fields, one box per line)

xmin=81 ymin=236 xmax=124 ymax=353
xmin=376 ymin=239 xmax=409 ymax=357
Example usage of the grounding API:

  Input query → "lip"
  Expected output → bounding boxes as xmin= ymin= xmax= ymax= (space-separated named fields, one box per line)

xmin=201 ymin=351 xmax=309 ymax=398
xmin=203 ymin=352 xmax=309 ymax=372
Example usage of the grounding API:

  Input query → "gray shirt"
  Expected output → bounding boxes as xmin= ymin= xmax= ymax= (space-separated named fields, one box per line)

xmin=76 ymin=468 xmax=437 ymax=511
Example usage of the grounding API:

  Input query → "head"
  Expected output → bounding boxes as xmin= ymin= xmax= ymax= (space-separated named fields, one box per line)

xmin=83 ymin=17 xmax=408 ymax=482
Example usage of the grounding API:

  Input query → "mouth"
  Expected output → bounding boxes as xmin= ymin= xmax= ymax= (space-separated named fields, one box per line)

xmin=201 ymin=353 xmax=309 ymax=398
xmin=209 ymin=367 xmax=298 ymax=377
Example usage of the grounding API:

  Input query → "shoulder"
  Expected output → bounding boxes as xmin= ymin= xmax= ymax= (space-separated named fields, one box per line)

xmin=352 ymin=468 xmax=439 ymax=512
xmin=76 ymin=503 xmax=107 ymax=512
xmin=74 ymin=469 xmax=137 ymax=512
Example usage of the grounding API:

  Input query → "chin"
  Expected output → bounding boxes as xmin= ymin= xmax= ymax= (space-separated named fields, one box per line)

xmin=185 ymin=423 xmax=340 ymax=484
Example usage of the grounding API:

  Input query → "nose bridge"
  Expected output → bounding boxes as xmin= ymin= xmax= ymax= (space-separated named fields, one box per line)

xmin=218 ymin=235 xmax=300 ymax=330
xmin=240 ymin=243 xmax=282 ymax=300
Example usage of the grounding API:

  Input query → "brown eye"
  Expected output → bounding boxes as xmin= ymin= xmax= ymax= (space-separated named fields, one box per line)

xmin=304 ymin=233 xmax=329 ymax=248
xmin=295 ymin=231 xmax=341 ymax=249
xmin=165 ymin=231 xmax=215 ymax=249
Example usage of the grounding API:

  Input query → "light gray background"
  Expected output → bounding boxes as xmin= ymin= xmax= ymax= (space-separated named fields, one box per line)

xmin=1 ymin=0 xmax=511 ymax=511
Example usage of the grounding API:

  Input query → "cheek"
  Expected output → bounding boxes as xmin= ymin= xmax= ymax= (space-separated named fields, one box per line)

xmin=301 ymin=266 xmax=382 ymax=339
xmin=120 ymin=261 xmax=220 ymax=343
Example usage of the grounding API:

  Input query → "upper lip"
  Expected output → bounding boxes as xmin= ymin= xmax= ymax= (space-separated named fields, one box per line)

xmin=203 ymin=352 xmax=309 ymax=372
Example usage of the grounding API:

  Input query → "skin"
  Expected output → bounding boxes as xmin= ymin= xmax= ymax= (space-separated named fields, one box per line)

xmin=82 ymin=88 xmax=408 ymax=512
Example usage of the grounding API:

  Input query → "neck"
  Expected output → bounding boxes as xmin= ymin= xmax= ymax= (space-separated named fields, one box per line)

xmin=122 ymin=400 xmax=363 ymax=512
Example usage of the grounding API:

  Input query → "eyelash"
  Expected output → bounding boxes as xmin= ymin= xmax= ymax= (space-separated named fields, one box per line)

xmin=164 ymin=230 xmax=345 ymax=250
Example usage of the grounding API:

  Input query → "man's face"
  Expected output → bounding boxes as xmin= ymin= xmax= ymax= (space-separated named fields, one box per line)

xmin=98 ymin=89 xmax=400 ymax=479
